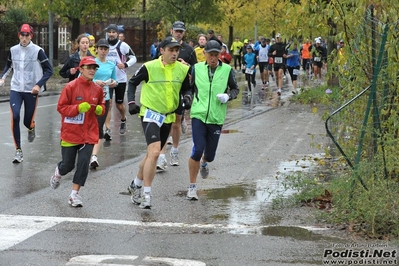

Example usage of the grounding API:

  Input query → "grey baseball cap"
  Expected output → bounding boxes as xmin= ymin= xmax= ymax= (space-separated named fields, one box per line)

xmin=204 ymin=40 xmax=221 ymax=53
xmin=172 ymin=21 xmax=186 ymax=31
xmin=96 ymin=38 xmax=109 ymax=48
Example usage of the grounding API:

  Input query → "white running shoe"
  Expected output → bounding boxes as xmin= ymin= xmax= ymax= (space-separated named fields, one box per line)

xmin=200 ymin=163 xmax=209 ymax=179
xmin=90 ymin=155 xmax=99 ymax=169
xmin=170 ymin=151 xmax=179 ymax=166
xmin=156 ymin=156 xmax=167 ymax=171
xmin=167 ymin=136 xmax=173 ymax=145
xmin=128 ymin=184 xmax=142 ymax=205
xmin=50 ymin=167 xmax=62 ymax=189
xmin=68 ymin=193 xmax=83 ymax=207
xmin=187 ymin=186 xmax=198 ymax=200
xmin=181 ymin=120 xmax=188 ymax=134
xmin=139 ymin=192 xmax=152 ymax=209
xmin=13 ymin=149 xmax=23 ymax=163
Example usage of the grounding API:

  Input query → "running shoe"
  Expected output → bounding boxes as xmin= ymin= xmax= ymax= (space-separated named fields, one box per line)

xmin=170 ymin=151 xmax=179 ymax=166
xmin=181 ymin=120 xmax=188 ymax=134
xmin=200 ymin=163 xmax=209 ymax=179
xmin=90 ymin=155 xmax=99 ymax=169
xmin=277 ymin=88 xmax=282 ymax=96
xmin=28 ymin=127 xmax=35 ymax=142
xmin=50 ymin=167 xmax=62 ymax=189
xmin=248 ymin=91 xmax=252 ymax=97
xmin=68 ymin=193 xmax=83 ymax=207
xmin=167 ymin=136 xmax=173 ymax=145
xmin=187 ymin=186 xmax=198 ymax=200
xmin=139 ymin=192 xmax=152 ymax=209
xmin=128 ymin=183 xmax=142 ymax=205
xmin=104 ymin=128 xmax=112 ymax=141
xmin=120 ymin=120 xmax=127 ymax=135
xmin=13 ymin=149 xmax=23 ymax=163
xmin=156 ymin=156 xmax=167 ymax=171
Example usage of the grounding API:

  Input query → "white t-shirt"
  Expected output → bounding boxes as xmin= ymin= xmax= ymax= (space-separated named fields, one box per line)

xmin=106 ymin=40 xmax=137 ymax=83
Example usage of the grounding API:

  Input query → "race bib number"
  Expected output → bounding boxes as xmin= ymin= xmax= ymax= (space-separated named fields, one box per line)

xmin=143 ymin=108 xmax=166 ymax=127
xmin=275 ymin=57 xmax=283 ymax=64
xmin=259 ymin=54 xmax=268 ymax=61
xmin=64 ymin=113 xmax=85 ymax=124
xmin=293 ymin=69 xmax=299 ymax=75
xmin=314 ymin=57 xmax=321 ymax=62
xmin=103 ymin=85 xmax=110 ymax=99
xmin=245 ymin=68 xmax=254 ymax=75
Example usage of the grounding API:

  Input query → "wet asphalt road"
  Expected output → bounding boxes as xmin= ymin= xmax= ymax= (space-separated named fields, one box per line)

xmin=0 ymin=69 xmax=283 ymax=205
xmin=0 ymin=69 xmax=363 ymax=265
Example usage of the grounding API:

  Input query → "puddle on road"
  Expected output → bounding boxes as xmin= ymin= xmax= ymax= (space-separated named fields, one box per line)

xmin=221 ymin=129 xmax=240 ymax=134
xmin=204 ymin=153 xmax=327 ymax=237
xmin=261 ymin=225 xmax=332 ymax=240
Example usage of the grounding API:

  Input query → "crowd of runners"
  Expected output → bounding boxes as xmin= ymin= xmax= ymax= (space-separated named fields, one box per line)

xmin=0 ymin=22 xmax=330 ymax=209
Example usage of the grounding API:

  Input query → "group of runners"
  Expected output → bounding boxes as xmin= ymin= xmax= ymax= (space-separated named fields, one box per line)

xmin=231 ymin=34 xmax=328 ymax=95
xmin=2 ymin=22 xmax=329 ymax=210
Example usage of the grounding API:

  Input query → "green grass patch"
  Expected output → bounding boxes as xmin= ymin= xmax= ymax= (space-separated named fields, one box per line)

xmin=52 ymin=65 xmax=62 ymax=78
xmin=272 ymin=163 xmax=399 ymax=239
xmin=291 ymin=85 xmax=341 ymax=106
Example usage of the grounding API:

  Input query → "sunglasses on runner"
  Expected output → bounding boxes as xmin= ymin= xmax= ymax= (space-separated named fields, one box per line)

xmin=81 ymin=65 xmax=98 ymax=70
xmin=20 ymin=32 xmax=30 ymax=37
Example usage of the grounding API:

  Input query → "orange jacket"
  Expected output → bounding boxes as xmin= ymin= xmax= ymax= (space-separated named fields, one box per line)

xmin=301 ymin=43 xmax=311 ymax=59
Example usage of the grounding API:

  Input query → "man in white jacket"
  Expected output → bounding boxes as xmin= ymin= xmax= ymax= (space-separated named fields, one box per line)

xmin=104 ymin=24 xmax=137 ymax=139
xmin=0 ymin=24 xmax=53 ymax=163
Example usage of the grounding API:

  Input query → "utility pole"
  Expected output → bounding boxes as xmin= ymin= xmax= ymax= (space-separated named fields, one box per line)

xmin=48 ymin=1 xmax=54 ymax=67
xmin=142 ymin=0 xmax=147 ymax=62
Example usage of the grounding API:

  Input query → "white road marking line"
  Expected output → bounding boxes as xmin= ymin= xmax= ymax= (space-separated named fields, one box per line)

xmin=66 ymin=255 xmax=206 ymax=266
xmin=0 ymin=214 xmax=329 ymax=251
xmin=0 ymin=102 xmax=57 ymax=115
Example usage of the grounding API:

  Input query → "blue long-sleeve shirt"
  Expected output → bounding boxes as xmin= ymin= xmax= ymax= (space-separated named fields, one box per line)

xmin=286 ymin=48 xmax=301 ymax=67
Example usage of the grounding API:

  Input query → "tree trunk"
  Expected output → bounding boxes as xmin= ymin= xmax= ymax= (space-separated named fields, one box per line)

xmin=71 ymin=18 xmax=81 ymax=43
xmin=327 ymin=17 xmax=339 ymax=86
xmin=228 ymin=25 xmax=233 ymax=50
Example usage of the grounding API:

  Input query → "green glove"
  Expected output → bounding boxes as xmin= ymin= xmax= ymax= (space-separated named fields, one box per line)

xmin=95 ymin=105 xmax=103 ymax=115
xmin=78 ymin=102 xmax=91 ymax=113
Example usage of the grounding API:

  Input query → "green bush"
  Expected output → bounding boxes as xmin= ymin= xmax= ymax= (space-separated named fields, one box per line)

xmin=274 ymin=161 xmax=399 ymax=238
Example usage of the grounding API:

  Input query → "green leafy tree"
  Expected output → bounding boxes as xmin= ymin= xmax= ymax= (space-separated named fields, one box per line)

xmin=0 ymin=5 xmax=30 ymax=49
xmin=23 ymin=0 xmax=139 ymax=41
xmin=217 ymin=0 xmax=251 ymax=46
xmin=143 ymin=0 xmax=222 ymax=27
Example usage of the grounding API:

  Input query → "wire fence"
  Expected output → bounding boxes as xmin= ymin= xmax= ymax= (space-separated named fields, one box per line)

xmin=325 ymin=5 xmax=398 ymax=188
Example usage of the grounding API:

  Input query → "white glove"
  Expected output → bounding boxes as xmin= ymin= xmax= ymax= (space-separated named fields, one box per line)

xmin=216 ymin=93 xmax=229 ymax=104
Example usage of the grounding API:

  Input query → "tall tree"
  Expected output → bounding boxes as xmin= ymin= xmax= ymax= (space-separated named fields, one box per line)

xmin=24 ymin=0 xmax=139 ymax=41
xmin=143 ymin=0 xmax=222 ymax=26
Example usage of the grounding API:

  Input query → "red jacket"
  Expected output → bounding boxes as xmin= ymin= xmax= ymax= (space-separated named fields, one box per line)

xmin=57 ymin=76 xmax=105 ymax=144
